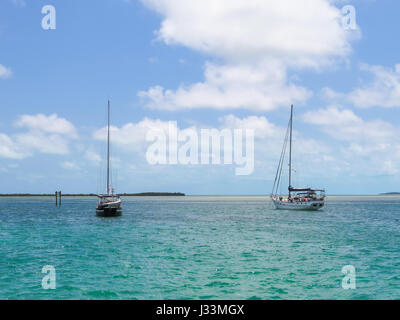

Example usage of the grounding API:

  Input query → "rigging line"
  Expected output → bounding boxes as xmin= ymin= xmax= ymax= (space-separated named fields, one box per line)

xmin=276 ymin=117 xmax=291 ymax=194
xmin=271 ymin=120 xmax=289 ymax=193
xmin=271 ymin=117 xmax=291 ymax=195
xmin=275 ymin=133 xmax=288 ymax=195
xmin=272 ymin=129 xmax=288 ymax=195
xmin=272 ymin=118 xmax=290 ymax=194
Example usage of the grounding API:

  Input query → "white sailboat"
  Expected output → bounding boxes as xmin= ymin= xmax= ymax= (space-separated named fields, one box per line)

xmin=271 ymin=105 xmax=325 ymax=210
xmin=96 ymin=100 xmax=122 ymax=217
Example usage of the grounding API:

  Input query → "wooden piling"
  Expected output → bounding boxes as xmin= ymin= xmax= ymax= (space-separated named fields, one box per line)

xmin=55 ymin=191 xmax=62 ymax=207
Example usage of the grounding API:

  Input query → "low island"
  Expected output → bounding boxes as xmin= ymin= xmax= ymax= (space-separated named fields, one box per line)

xmin=0 ymin=192 xmax=185 ymax=197
xmin=379 ymin=192 xmax=400 ymax=195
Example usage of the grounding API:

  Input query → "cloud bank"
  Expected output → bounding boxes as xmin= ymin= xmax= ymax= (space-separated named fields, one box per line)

xmin=0 ymin=114 xmax=78 ymax=159
xmin=139 ymin=0 xmax=357 ymax=111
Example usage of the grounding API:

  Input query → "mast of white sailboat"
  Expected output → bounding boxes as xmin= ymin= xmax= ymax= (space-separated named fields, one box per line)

xmin=288 ymin=104 xmax=293 ymax=198
xmin=107 ymin=100 xmax=110 ymax=195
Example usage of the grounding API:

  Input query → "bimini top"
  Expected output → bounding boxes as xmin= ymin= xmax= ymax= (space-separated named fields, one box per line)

xmin=289 ymin=187 xmax=325 ymax=192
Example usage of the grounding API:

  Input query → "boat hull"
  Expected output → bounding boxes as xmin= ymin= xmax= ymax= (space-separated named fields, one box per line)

xmin=272 ymin=199 xmax=324 ymax=211
xmin=96 ymin=199 xmax=122 ymax=217
xmin=96 ymin=207 xmax=122 ymax=217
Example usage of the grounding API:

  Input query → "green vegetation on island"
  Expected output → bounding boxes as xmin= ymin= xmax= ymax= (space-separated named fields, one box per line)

xmin=0 ymin=192 xmax=185 ymax=197
xmin=379 ymin=192 xmax=400 ymax=195
xmin=119 ymin=192 xmax=185 ymax=196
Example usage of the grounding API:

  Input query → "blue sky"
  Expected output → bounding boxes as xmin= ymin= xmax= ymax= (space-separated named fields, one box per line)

xmin=1 ymin=0 xmax=400 ymax=195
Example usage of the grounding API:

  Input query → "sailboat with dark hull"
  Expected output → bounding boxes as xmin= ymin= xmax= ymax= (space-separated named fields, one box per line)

xmin=271 ymin=105 xmax=325 ymax=210
xmin=96 ymin=100 xmax=122 ymax=217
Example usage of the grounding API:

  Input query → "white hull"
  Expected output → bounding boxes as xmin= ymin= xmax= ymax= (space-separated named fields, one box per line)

xmin=272 ymin=198 xmax=324 ymax=211
xmin=270 ymin=105 xmax=325 ymax=211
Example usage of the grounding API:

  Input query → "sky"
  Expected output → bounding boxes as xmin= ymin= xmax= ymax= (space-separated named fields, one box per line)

xmin=0 ymin=0 xmax=400 ymax=195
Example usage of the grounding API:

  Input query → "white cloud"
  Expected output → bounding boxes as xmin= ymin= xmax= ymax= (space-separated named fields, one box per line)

xmin=303 ymin=106 xmax=396 ymax=143
xmin=303 ymin=106 xmax=361 ymax=127
xmin=142 ymin=0 xmax=353 ymax=66
xmin=0 ymin=133 xmax=28 ymax=159
xmin=220 ymin=114 xmax=337 ymax=183
xmin=60 ymin=161 xmax=80 ymax=170
xmin=220 ymin=113 xmax=332 ymax=156
xmin=14 ymin=114 xmax=78 ymax=155
xmin=93 ymin=117 xmax=173 ymax=151
xmin=0 ymin=64 xmax=12 ymax=79
xmin=347 ymin=63 xmax=400 ymax=108
xmin=15 ymin=113 xmax=78 ymax=137
xmin=323 ymin=64 xmax=400 ymax=108
xmin=15 ymin=132 xmax=72 ymax=155
xmin=92 ymin=115 xmax=335 ymax=182
xmin=139 ymin=0 xmax=357 ymax=112
xmin=93 ymin=111 xmax=399 ymax=181
xmin=0 ymin=114 xmax=78 ymax=159
xmin=320 ymin=87 xmax=345 ymax=101
xmin=303 ymin=106 xmax=400 ymax=176
xmin=94 ymin=115 xmax=281 ymax=150
xmin=139 ymin=62 xmax=311 ymax=111
xmin=84 ymin=150 xmax=102 ymax=163
xmin=220 ymin=114 xmax=284 ymax=139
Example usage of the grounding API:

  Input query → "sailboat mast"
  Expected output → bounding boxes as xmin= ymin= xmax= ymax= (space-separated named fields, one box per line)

xmin=288 ymin=104 xmax=293 ymax=197
xmin=107 ymin=100 xmax=110 ymax=195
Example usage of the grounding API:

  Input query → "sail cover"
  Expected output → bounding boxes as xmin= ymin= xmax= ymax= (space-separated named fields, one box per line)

xmin=289 ymin=187 xmax=325 ymax=192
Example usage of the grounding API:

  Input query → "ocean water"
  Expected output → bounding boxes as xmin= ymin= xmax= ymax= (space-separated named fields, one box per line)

xmin=0 ymin=195 xmax=399 ymax=300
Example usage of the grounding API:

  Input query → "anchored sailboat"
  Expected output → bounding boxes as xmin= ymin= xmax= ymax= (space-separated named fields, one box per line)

xmin=271 ymin=105 xmax=325 ymax=210
xmin=96 ymin=100 xmax=122 ymax=217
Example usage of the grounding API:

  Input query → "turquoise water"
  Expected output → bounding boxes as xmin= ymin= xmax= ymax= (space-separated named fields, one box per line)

xmin=0 ymin=195 xmax=399 ymax=300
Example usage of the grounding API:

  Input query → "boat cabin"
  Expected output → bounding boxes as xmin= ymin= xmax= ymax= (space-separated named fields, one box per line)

xmin=289 ymin=188 xmax=325 ymax=202
xmin=97 ymin=194 xmax=121 ymax=203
